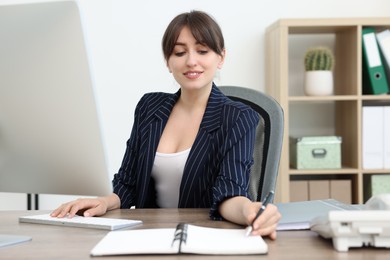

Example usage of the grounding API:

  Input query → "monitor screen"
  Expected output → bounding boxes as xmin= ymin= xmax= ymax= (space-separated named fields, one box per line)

xmin=0 ymin=0 xmax=112 ymax=196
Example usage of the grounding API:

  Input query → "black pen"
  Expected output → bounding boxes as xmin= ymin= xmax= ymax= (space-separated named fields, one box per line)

xmin=245 ymin=190 xmax=274 ymax=236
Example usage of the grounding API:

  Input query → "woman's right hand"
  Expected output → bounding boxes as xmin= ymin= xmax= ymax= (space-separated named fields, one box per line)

xmin=50 ymin=193 xmax=120 ymax=218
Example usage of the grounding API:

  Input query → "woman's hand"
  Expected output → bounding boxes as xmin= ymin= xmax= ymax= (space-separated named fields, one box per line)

xmin=50 ymin=193 xmax=120 ymax=218
xmin=219 ymin=196 xmax=281 ymax=240
xmin=244 ymin=201 xmax=281 ymax=240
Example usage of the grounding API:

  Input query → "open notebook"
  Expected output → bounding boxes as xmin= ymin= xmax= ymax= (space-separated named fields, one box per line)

xmin=91 ymin=223 xmax=268 ymax=256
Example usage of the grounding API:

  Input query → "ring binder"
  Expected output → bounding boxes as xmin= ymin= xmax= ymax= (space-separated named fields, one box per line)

xmin=362 ymin=27 xmax=389 ymax=94
xmin=172 ymin=223 xmax=188 ymax=252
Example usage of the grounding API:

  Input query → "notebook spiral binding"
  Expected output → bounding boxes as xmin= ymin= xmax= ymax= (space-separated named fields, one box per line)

xmin=172 ymin=223 xmax=188 ymax=252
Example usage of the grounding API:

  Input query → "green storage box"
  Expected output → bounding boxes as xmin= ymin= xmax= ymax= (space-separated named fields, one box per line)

xmin=365 ymin=175 xmax=390 ymax=201
xmin=290 ymin=136 xmax=342 ymax=169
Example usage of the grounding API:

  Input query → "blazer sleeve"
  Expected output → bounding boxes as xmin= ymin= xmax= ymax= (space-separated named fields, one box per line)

xmin=112 ymin=95 xmax=146 ymax=208
xmin=209 ymin=106 xmax=259 ymax=220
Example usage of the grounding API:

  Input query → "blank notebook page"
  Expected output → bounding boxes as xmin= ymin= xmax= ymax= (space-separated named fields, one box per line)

xmin=182 ymin=225 xmax=267 ymax=255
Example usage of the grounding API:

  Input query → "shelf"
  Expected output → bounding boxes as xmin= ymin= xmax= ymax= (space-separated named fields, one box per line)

xmin=265 ymin=18 xmax=390 ymax=204
xmin=289 ymin=95 xmax=390 ymax=102
xmin=289 ymin=168 xmax=359 ymax=175
xmin=361 ymin=170 xmax=390 ymax=174
xmin=288 ymin=95 xmax=358 ymax=102
xmin=361 ymin=95 xmax=390 ymax=100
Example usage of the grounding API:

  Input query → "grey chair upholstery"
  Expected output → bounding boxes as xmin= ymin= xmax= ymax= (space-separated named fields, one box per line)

xmin=219 ymin=86 xmax=284 ymax=202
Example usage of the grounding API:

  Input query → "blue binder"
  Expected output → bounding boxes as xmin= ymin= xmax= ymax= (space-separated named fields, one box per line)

xmin=362 ymin=28 xmax=389 ymax=95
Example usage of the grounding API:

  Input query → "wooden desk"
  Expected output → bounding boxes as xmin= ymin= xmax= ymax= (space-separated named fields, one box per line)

xmin=1 ymin=209 xmax=388 ymax=259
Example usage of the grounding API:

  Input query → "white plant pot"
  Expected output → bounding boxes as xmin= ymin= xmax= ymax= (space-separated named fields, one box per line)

xmin=304 ymin=71 xmax=334 ymax=96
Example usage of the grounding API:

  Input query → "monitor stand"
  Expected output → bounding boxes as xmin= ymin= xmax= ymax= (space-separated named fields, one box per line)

xmin=27 ymin=194 xmax=39 ymax=210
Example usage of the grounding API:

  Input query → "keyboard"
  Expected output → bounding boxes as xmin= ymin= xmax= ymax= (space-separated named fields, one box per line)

xmin=19 ymin=214 xmax=142 ymax=231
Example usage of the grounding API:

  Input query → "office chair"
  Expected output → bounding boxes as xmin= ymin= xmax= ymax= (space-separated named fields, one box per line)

xmin=219 ymin=86 xmax=284 ymax=202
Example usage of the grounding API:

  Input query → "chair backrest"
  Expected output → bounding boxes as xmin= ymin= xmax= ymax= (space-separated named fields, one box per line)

xmin=219 ymin=86 xmax=284 ymax=202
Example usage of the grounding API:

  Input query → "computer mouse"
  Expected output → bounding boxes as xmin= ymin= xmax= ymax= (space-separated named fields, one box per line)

xmin=365 ymin=193 xmax=390 ymax=210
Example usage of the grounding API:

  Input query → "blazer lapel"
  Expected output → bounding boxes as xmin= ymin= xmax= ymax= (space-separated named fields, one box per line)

xmin=137 ymin=91 xmax=179 ymax=206
xmin=179 ymin=85 xmax=227 ymax=207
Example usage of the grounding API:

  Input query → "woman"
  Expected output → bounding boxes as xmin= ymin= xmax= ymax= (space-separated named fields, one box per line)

xmin=51 ymin=10 xmax=281 ymax=239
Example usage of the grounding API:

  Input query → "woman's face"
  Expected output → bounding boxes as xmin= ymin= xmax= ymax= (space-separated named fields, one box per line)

xmin=167 ymin=26 xmax=225 ymax=92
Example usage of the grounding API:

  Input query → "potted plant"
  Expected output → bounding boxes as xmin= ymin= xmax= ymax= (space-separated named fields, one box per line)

xmin=304 ymin=46 xmax=335 ymax=96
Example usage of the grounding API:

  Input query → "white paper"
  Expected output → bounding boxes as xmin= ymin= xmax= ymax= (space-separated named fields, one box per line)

xmin=91 ymin=229 xmax=177 ymax=256
xmin=182 ymin=225 xmax=267 ymax=255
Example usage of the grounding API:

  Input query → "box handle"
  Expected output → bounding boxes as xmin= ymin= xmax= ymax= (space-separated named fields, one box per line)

xmin=312 ymin=148 xmax=327 ymax=158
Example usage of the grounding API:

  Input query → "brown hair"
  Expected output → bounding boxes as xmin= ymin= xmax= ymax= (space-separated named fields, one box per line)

xmin=162 ymin=10 xmax=225 ymax=62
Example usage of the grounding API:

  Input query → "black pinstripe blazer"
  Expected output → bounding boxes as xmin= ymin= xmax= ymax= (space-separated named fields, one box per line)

xmin=112 ymin=84 xmax=260 ymax=219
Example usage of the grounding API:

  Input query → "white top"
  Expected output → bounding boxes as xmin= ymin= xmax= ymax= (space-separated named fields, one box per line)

xmin=151 ymin=148 xmax=191 ymax=208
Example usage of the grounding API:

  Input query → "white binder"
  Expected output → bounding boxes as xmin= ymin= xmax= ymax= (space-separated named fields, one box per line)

xmin=362 ymin=106 xmax=384 ymax=169
xmin=384 ymin=107 xmax=390 ymax=168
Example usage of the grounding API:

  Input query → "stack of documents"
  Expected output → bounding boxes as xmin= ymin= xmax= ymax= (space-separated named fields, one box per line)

xmin=276 ymin=199 xmax=360 ymax=230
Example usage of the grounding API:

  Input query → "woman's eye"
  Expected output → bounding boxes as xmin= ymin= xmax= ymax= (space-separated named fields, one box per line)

xmin=174 ymin=51 xmax=185 ymax=57
xmin=198 ymin=50 xmax=208 ymax=55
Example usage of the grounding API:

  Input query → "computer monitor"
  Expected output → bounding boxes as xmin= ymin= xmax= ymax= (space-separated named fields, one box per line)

xmin=0 ymin=0 xmax=113 ymax=197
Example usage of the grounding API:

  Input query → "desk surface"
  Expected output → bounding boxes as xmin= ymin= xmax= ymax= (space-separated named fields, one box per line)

xmin=0 ymin=209 xmax=388 ymax=259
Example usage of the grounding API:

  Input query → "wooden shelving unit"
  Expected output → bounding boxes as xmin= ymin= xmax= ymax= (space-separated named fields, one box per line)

xmin=265 ymin=18 xmax=390 ymax=204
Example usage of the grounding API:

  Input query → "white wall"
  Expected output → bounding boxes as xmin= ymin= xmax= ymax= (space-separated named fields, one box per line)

xmin=1 ymin=0 xmax=390 ymax=210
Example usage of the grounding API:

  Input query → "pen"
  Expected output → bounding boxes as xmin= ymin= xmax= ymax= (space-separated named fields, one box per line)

xmin=245 ymin=190 xmax=274 ymax=236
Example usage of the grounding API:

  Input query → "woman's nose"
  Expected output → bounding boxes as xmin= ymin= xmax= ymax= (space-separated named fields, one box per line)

xmin=186 ymin=51 xmax=197 ymax=67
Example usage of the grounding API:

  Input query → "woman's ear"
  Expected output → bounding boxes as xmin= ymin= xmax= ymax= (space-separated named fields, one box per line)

xmin=217 ymin=49 xmax=226 ymax=69
xmin=166 ymin=61 xmax=172 ymax=73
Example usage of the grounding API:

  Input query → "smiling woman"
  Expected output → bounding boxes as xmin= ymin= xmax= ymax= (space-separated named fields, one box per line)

xmin=161 ymin=11 xmax=225 ymax=61
xmin=164 ymin=26 xmax=225 ymax=93
xmin=51 ymin=10 xmax=281 ymax=240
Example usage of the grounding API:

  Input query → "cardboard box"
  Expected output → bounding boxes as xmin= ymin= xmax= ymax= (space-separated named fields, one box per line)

xmin=290 ymin=136 xmax=342 ymax=169
xmin=291 ymin=179 xmax=352 ymax=203
xmin=309 ymin=180 xmax=330 ymax=200
xmin=290 ymin=181 xmax=309 ymax=202
xmin=330 ymin=180 xmax=352 ymax=204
